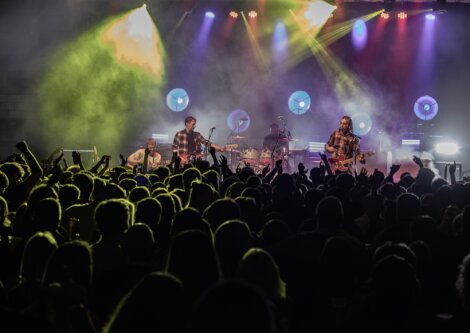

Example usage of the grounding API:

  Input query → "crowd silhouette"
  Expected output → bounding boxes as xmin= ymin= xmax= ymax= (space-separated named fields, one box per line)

xmin=0 ymin=140 xmax=469 ymax=332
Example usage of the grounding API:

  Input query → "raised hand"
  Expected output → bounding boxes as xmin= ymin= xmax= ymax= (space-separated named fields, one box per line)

xmin=449 ymin=161 xmax=457 ymax=175
xmin=355 ymin=167 xmax=368 ymax=184
xmin=262 ymin=164 xmax=270 ymax=176
xmin=53 ymin=152 xmax=64 ymax=167
xmin=72 ymin=151 xmax=81 ymax=164
xmin=319 ymin=162 xmax=326 ymax=176
xmin=219 ymin=155 xmax=228 ymax=167
xmin=390 ymin=164 xmax=400 ymax=175
xmin=370 ymin=168 xmax=383 ymax=189
xmin=119 ymin=154 xmax=127 ymax=166
xmin=412 ymin=155 xmax=423 ymax=168
xmin=100 ymin=155 xmax=111 ymax=164
xmin=15 ymin=140 xmax=28 ymax=153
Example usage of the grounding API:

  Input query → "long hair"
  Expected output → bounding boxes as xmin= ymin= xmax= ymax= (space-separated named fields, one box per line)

xmin=341 ymin=115 xmax=353 ymax=133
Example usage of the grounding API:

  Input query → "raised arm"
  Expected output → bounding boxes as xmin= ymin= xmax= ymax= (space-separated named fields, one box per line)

xmin=15 ymin=141 xmax=43 ymax=193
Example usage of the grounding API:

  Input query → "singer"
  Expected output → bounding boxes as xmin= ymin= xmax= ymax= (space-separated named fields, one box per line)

xmin=324 ymin=115 xmax=365 ymax=171
xmin=127 ymin=137 xmax=162 ymax=170
xmin=172 ymin=116 xmax=225 ymax=165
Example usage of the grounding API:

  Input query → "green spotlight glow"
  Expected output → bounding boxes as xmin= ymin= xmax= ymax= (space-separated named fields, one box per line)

xmin=36 ymin=6 xmax=166 ymax=160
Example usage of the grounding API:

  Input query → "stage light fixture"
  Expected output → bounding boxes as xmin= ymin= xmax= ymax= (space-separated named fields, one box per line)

xmin=288 ymin=91 xmax=311 ymax=115
xmin=383 ymin=0 xmax=395 ymax=13
xmin=398 ymin=11 xmax=407 ymax=19
xmin=229 ymin=11 xmax=239 ymax=18
xmin=435 ymin=142 xmax=459 ymax=155
xmin=227 ymin=109 xmax=251 ymax=133
xmin=380 ymin=12 xmax=390 ymax=19
xmin=166 ymin=88 xmax=189 ymax=112
xmin=426 ymin=13 xmax=436 ymax=20
xmin=414 ymin=95 xmax=438 ymax=121
xmin=205 ymin=11 xmax=215 ymax=18
xmin=248 ymin=10 xmax=258 ymax=18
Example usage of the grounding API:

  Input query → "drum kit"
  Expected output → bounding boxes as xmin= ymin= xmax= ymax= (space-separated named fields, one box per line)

xmin=228 ymin=134 xmax=295 ymax=171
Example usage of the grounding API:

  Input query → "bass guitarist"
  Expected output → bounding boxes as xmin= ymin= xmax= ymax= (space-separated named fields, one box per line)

xmin=172 ymin=116 xmax=226 ymax=165
xmin=324 ymin=115 xmax=366 ymax=173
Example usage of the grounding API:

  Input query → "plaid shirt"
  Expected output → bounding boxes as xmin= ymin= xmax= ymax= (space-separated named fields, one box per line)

xmin=325 ymin=129 xmax=361 ymax=159
xmin=172 ymin=129 xmax=210 ymax=155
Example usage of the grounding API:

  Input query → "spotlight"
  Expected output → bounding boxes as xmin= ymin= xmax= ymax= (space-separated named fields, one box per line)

xmin=229 ymin=11 xmax=239 ymax=18
xmin=426 ymin=13 xmax=436 ymax=20
xmin=398 ymin=11 xmax=407 ymax=19
xmin=435 ymin=142 xmax=459 ymax=155
xmin=380 ymin=12 xmax=390 ymax=19
xmin=248 ymin=10 xmax=258 ymax=18
xmin=205 ymin=11 xmax=215 ymax=18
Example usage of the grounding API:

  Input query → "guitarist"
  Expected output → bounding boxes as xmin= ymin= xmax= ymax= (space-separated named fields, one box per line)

xmin=324 ymin=115 xmax=365 ymax=172
xmin=172 ymin=116 xmax=226 ymax=165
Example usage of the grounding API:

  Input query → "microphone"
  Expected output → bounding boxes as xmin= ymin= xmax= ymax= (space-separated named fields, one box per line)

xmin=210 ymin=126 xmax=216 ymax=130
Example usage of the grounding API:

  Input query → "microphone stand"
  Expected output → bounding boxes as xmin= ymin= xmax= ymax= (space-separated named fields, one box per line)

xmin=205 ymin=127 xmax=215 ymax=161
xmin=352 ymin=134 xmax=361 ymax=174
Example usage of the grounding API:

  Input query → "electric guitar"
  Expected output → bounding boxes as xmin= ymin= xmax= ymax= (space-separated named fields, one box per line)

xmin=327 ymin=152 xmax=375 ymax=172
xmin=179 ymin=144 xmax=238 ymax=165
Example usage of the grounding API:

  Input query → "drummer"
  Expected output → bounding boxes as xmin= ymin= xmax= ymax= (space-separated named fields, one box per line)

xmin=261 ymin=123 xmax=289 ymax=165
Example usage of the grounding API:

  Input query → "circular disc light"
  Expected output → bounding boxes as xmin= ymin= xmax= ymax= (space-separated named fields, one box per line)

xmin=288 ymin=91 xmax=311 ymax=115
xmin=414 ymin=95 xmax=438 ymax=121
xmin=227 ymin=109 xmax=251 ymax=133
xmin=351 ymin=113 xmax=372 ymax=136
xmin=166 ymin=88 xmax=189 ymax=112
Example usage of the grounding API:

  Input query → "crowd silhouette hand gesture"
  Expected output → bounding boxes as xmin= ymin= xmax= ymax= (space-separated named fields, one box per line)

xmin=355 ymin=167 xmax=368 ymax=184
xmin=319 ymin=162 xmax=326 ymax=176
xmin=219 ymin=155 xmax=228 ymax=167
xmin=298 ymin=163 xmax=309 ymax=175
xmin=72 ymin=151 xmax=81 ymax=164
xmin=15 ymin=140 xmax=28 ymax=153
xmin=119 ymin=154 xmax=127 ymax=166
xmin=412 ymin=155 xmax=423 ymax=168
xmin=449 ymin=161 xmax=457 ymax=175
xmin=100 ymin=155 xmax=111 ymax=165
xmin=262 ymin=164 xmax=270 ymax=176
xmin=53 ymin=152 xmax=64 ymax=168
xmin=389 ymin=164 xmax=401 ymax=175
xmin=370 ymin=168 xmax=382 ymax=189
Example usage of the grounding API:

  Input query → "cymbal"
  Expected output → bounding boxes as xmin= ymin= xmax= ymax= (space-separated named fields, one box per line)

xmin=232 ymin=135 xmax=248 ymax=139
